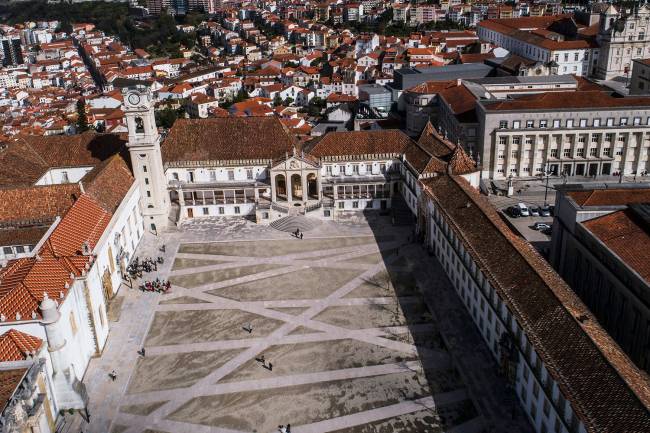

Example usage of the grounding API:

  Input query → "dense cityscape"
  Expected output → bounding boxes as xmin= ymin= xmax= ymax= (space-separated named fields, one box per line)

xmin=0 ymin=0 xmax=648 ymax=432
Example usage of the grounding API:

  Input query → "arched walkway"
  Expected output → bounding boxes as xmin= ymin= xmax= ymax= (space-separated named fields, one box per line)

xmin=275 ymin=174 xmax=287 ymax=201
xmin=291 ymin=174 xmax=302 ymax=201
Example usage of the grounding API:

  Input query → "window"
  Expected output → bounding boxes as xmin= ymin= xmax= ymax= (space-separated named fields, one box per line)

xmin=218 ymin=207 xmax=224 ymax=214
xmin=339 ymin=164 xmax=346 ymax=175
xmin=338 ymin=202 xmax=344 ymax=209
xmin=634 ymin=117 xmax=641 ymax=125
xmin=606 ymin=117 xmax=614 ymax=126
xmin=604 ymin=147 xmax=612 ymax=156
xmin=577 ymin=148 xmax=585 ymax=157
xmin=579 ymin=119 xmax=587 ymax=127
xmin=187 ymin=171 xmax=194 ymax=182
xmin=146 ymin=191 xmax=151 ymax=197
xmin=513 ymin=120 xmax=521 ymax=129
xmin=172 ymin=172 xmax=179 ymax=180
xmin=563 ymin=148 xmax=571 ymax=157
xmin=246 ymin=169 xmax=254 ymax=180
xmin=566 ymin=119 xmax=574 ymax=128
xmin=380 ymin=163 xmax=386 ymax=173
xmin=539 ymin=120 xmax=547 ymax=128
xmin=513 ymin=136 xmax=521 ymax=145
xmin=499 ymin=136 xmax=507 ymax=145
xmin=639 ymin=32 xmax=645 ymax=41
xmin=498 ymin=153 xmax=505 ymax=159
xmin=234 ymin=206 xmax=240 ymax=214
xmin=61 ymin=171 xmax=69 ymax=183
xmin=262 ymin=212 xmax=269 ymax=219
xmin=143 ymin=165 xmax=148 ymax=173
xmin=352 ymin=165 xmax=359 ymax=174
xmin=499 ymin=120 xmax=508 ymax=129
xmin=620 ymin=117 xmax=628 ymax=126
xmin=352 ymin=201 xmax=359 ymax=208
xmin=593 ymin=118 xmax=601 ymax=127
xmin=365 ymin=163 xmax=372 ymax=173
xmin=564 ymin=53 xmax=569 ymax=62
xmin=228 ymin=170 xmax=235 ymax=181
xmin=590 ymin=147 xmax=598 ymax=156
xmin=511 ymin=150 xmax=519 ymax=158
xmin=605 ymin=133 xmax=614 ymax=142
xmin=578 ymin=136 xmax=586 ymax=143
xmin=591 ymin=134 xmax=599 ymax=142
xmin=526 ymin=120 xmax=534 ymax=128
xmin=616 ymin=148 xmax=623 ymax=156
xmin=209 ymin=170 xmax=216 ymax=181
xmin=326 ymin=165 xmax=332 ymax=175
xmin=553 ymin=119 xmax=561 ymax=128
xmin=550 ymin=149 xmax=558 ymax=157
xmin=202 ymin=207 xmax=209 ymax=215
xmin=70 ymin=312 xmax=78 ymax=335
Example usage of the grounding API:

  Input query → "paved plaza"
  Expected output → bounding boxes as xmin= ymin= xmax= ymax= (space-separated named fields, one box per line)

xmin=81 ymin=214 xmax=532 ymax=433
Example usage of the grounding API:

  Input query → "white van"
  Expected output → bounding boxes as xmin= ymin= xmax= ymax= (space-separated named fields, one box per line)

xmin=517 ymin=202 xmax=530 ymax=216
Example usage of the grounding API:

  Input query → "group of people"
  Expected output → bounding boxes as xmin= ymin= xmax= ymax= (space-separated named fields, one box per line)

xmin=127 ymin=256 xmax=164 ymax=278
xmin=279 ymin=424 xmax=291 ymax=432
xmin=293 ymin=228 xmax=304 ymax=239
xmin=139 ymin=278 xmax=171 ymax=293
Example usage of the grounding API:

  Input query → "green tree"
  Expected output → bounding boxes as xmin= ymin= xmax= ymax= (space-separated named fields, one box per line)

xmin=273 ymin=95 xmax=283 ymax=107
xmin=155 ymin=107 xmax=178 ymax=129
xmin=76 ymin=99 xmax=89 ymax=132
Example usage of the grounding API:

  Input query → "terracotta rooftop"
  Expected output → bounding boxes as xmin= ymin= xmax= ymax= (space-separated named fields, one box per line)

xmin=421 ymin=175 xmax=650 ymax=433
xmin=0 ymin=368 xmax=27 ymax=413
xmin=484 ymin=91 xmax=650 ymax=111
xmin=307 ymin=130 xmax=414 ymax=158
xmin=404 ymin=123 xmax=477 ymax=176
xmin=566 ymin=188 xmax=650 ymax=207
xmin=162 ymin=117 xmax=297 ymax=163
xmin=582 ymin=207 xmax=650 ymax=284
xmin=0 ymin=329 xmax=42 ymax=362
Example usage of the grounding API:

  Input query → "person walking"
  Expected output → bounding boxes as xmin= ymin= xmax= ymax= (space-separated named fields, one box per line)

xmin=109 ymin=370 xmax=117 ymax=381
xmin=300 ymin=233 xmax=303 ymax=240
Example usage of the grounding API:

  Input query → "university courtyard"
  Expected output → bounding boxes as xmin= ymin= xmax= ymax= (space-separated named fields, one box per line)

xmin=81 ymin=214 xmax=532 ymax=433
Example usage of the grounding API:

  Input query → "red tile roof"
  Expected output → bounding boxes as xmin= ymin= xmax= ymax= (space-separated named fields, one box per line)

xmin=566 ymin=188 xmax=650 ymax=207
xmin=582 ymin=209 xmax=650 ymax=284
xmin=485 ymin=91 xmax=650 ymax=111
xmin=0 ymin=368 xmax=28 ymax=413
xmin=0 ymin=329 xmax=43 ymax=361
xmin=421 ymin=175 xmax=650 ymax=433
xmin=308 ymin=130 xmax=414 ymax=158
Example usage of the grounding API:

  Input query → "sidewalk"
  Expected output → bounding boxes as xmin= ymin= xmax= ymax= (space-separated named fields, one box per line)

xmin=406 ymin=243 xmax=533 ymax=433
xmin=81 ymin=231 xmax=179 ymax=433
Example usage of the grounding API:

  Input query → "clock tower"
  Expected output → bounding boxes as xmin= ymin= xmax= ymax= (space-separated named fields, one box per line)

xmin=122 ymin=85 xmax=170 ymax=232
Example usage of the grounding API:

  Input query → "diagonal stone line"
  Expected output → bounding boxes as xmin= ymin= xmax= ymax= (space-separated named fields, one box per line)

xmin=116 ymin=412 xmax=248 ymax=433
xmin=168 ymin=286 xmax=419 ymax=355
xmin=121 ymin=361 xmax=424 ymax=406
xmin=293 ymin=389 xmax=469 ymax=433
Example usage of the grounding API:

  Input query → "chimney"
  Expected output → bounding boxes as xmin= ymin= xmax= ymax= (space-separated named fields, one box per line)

xmin=456 ymin=78 xmax=462 ymax=86
xmin=78 ymin=181 xmax=85 ymax=194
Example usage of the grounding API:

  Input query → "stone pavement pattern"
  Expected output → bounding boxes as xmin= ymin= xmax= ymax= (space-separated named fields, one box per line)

xmin=81 ymin=215 xmax=532 ymax=433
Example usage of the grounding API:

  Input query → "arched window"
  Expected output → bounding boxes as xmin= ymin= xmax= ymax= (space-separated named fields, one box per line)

xmin=135 ymin=117 xmax=144 ymax=133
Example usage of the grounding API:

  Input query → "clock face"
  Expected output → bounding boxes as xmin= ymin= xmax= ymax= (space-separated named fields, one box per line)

xmin=128 ymin=93 xmax=141 ymax=105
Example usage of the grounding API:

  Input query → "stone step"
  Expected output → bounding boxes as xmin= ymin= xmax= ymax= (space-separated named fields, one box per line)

xmin=270 ymin=215 xmax=321 ymax=232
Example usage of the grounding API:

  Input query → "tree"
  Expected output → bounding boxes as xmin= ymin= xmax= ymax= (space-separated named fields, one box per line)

xmin=283 ymin=97 xmax=294 ymax=106
xmin=76 ymin=99 xmax=89 ymax=132
xmin=155 ymin=107 xmax=178 ymax=129
xmin=273 ymin=95 xmax=283 ymax=107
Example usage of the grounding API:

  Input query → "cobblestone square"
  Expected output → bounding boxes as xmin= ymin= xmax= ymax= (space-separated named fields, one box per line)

xmin=82 ymin=215 xmax=530 ymax=433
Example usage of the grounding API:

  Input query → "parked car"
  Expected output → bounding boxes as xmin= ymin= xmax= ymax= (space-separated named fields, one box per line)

xmin=506 ymin=206 xmax=521 ymax=218
xmin=540 ymin=206 xmax=551 ymax=217
xmin=533 ymin=222 xmax=551 ymax=231
xmin=517 ymin=202 xmax=530 ymax=217
xmin=530 ymin=206 xmax=540 ymax=217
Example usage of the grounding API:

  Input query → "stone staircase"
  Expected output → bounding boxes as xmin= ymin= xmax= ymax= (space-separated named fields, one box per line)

xmin=270 ymin=215 xmax=321 ymax=232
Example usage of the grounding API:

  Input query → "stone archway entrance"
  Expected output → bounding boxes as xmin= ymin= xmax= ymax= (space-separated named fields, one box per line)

xmin=307 ymin=173 xmax=318 ymax=199
xmin=291 ymin=174 xmax=303 ymax=201
xmin=275 ymin=174 xmax=287 ymax=201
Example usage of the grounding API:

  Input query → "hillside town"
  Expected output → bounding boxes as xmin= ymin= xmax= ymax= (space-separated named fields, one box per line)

xmin=0 ymin=1 xmax=649 ymax=433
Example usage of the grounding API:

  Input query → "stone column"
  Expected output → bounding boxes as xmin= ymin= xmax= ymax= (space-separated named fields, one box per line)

xmin=302 ymin=175 xmax=308 ymax=203
xmin=287 ymin=173 xmax=293 ymax=203
xmin=271 ymin=176 xmax=277 ymax=203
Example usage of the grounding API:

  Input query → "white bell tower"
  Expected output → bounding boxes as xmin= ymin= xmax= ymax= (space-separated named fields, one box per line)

xmin=122 ymin=85 xmax=170 ymax=232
